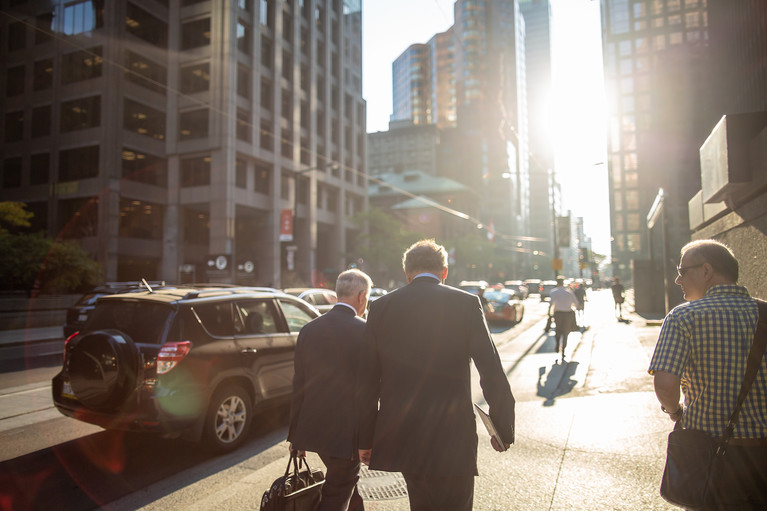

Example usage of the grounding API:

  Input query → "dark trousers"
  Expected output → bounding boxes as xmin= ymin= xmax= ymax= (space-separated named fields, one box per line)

xmin=704 ymin=445 xmax=767 ymax=510
xmin=553 ymin=310 xmax=575 ymax=352
xmin=317 ymin=455 xmax=364 ymax=511
xmin=402 ymin=472 xmax=474 ymax=511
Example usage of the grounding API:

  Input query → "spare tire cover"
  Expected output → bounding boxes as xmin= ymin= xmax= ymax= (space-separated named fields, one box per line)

xmin=68 ymin=329 xmax=139 ymax=410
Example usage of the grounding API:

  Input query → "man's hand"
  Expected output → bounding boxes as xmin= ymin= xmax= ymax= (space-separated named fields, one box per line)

xmin=288 ymin=443 xmax=306 ymax=457
xmin=490 ymin=437 xmax=510 ymax=452
xmin=358 ymin=448 xmax=372 ymax=466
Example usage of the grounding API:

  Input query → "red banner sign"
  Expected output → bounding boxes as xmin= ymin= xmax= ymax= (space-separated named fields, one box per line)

xmin=280 ymin=209 xmax=294 ymax=241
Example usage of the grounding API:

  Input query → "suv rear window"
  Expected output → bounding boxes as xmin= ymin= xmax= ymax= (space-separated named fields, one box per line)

xmin=85 ymin=300 xmax=173 ymax=344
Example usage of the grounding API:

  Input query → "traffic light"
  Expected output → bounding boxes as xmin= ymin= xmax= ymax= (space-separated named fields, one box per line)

xmin=579 ymin=247 xmax=590 ymax=262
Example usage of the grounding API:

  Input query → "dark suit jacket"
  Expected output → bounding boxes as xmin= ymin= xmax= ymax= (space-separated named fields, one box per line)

xmin=288 ymin=304 xmax=365 ymax=460
xmin=357 ymin=276 xmax=515 ymax=476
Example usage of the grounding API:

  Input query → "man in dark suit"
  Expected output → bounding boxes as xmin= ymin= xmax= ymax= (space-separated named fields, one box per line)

xmin=357 ymin=239 xmax=515 ymax=511
xmin=288 ymin=269 xmax=372 ymax=511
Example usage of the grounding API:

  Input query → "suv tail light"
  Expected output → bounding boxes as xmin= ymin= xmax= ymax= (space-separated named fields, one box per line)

xmin=157 ymin=341 xmax=192 ymax=374
xmin=65 ymin=332 xmax=79 ymax=346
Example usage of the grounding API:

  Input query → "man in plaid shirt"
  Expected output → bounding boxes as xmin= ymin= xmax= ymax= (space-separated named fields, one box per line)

xmin=649 ymin=239 xmax=767 ymax=510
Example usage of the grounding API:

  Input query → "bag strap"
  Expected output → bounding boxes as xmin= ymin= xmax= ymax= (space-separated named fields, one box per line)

xmin=283 ymin=451 xmax=316 ymax=477
xmin=719 ymin=298 xmax=767 ymax=450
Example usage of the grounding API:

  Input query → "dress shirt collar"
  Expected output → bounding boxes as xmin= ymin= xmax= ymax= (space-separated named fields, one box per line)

xmin=704 ymin=284 xmax=750 ymax=298
xmin=413 ymin=272 xmax=441 ymax=282
xmin=334 ymin=302 xmax=358 ymax=315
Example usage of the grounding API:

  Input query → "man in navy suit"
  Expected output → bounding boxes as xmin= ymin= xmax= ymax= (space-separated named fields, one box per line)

xmin=288 ymin=269 xmax=372 ymax=511
xmin=357 ymin=239 xmax=516 ymax=511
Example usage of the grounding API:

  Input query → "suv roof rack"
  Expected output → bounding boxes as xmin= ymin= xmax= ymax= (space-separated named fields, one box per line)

xmin=181 ymin=286 xmax=281 ymax=300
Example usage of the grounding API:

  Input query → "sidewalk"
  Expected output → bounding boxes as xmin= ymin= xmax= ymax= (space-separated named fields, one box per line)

xmin=110 ymin=291 xmax=676 ymax=510
xmin=0 ymin=326 xmax=63 ymax=347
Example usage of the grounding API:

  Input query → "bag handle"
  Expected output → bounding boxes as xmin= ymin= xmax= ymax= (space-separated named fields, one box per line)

xmin=283 ymin=451 xmax=317 ymax=478
xmin=718 ymin=298 xmax=767 ymax=452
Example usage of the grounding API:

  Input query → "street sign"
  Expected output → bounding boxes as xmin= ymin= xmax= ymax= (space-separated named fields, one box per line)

xmin=552 ymin=258 xmax=563 ymax=271
xmin=279 ymin=209 xmax=293 ymax=242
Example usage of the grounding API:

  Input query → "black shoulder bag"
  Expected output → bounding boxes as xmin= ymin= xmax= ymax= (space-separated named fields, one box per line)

xmin=260 ymin=451 xmax=325 ymax=511
xmin=660 ymin=298 xmax=767 ymax=510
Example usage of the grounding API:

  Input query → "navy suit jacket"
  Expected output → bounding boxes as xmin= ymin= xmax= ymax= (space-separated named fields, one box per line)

xmin=288 ymin=304 xmax=365 ymax=459
xmin=357 ymin=277 xmax=515 ymax=476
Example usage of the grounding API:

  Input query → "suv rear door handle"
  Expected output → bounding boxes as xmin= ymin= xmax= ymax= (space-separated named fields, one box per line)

xmin=241 ymin=347 xmax=258 ymax=354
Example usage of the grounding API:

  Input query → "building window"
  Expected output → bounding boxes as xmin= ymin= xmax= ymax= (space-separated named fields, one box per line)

xmin=237 ymin=109 xmax=251 ymax=142
xmin=281 ymin=129 xmax=293 ymax=158
xmin=237 ymin=64 xmax=250 ymax=98
xmin=282 ymin=50 xmax=293 ymax=80
xmin=60 ymin=96 xmax=101 ymax=132
xmin=32 ymin=106 xmax=51 ymax=138
xmin=261 ymin=78 xmax=272 ymax=109
xmin=126 ymin=2 xmax=167 ymax=48
xmin=122 ymin=148 xmax=167 ymax=187
xmin=180 ymin=62 xmax=210 ymax=93
xmin=179 ymin=109 xmax=209 ymax=140
xmin=254 ymin=160 xmax=271 ymax=194
xmin=237 ymin=21 xmax=251 ymax=54
xmin=8 ymin=22 xmax=26 ymax=51
xmin=236 ymin=159 xmax=247 ymax=188
xmin=260 ymin=119 xmax=273 ymax=150
xmin=58 ymin=196 xmax=99 ymax=238
xmin=181 ymin=18 xmax=211 ymax=49
xmin=260 ymin=0 xmax=274 ymax=28
xmin=63 ymin=1 xmax=104 ymax=35
xmin=2 ymin=158 xmax=22 ymax=188
xmin=35 ymin=13 xmax=54 ymax=44
xmin=183 ymin=207 xmax=209 ymax=246
xmin=33 ymin=59 xmax=53 ymax=91
xmin=119 ymin=198 xmax=164 ymax=240
xmin=123 ymin=99 xmax=166 ymax=140
xmin=261 ymin=35 xmax=273 ymax=68
xmin=125 ymin=51 xmax=167 ymax=95
xmin=5 ymin=112 xmax=24 ymax=142
xmin=281 ymin=89 xmax=292 ymax=121
xmin=283 ymin=12 xmax=293 ymax=43
xmin=180 ymin=155 xmax=211 ymax=187
xmin=30 ymin=153 xmax=50 ymax=185
xmin=6 ymin=66 xmax=25 ymax=96
xmin=62 ymin=47 xmax=103 ymax=84
xmin=59 ymin=145 xmax=99 ymax=181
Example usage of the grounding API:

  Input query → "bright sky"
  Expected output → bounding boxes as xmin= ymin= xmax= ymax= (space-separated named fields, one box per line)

xmin=362 ymin=0 xmax=610 ymax=257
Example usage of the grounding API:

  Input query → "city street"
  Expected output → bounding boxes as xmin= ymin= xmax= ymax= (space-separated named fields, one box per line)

xmin=0 ymin=289 xmax=677 ymax=510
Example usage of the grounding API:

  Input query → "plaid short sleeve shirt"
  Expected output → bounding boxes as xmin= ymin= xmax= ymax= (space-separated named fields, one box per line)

xmin=649 ymin=285 xmax=767 ymax=437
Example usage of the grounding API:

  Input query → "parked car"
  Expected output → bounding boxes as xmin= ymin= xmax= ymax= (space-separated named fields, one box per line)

xmin=369 ymin=287 xmax=388 ymax=301
xmin=503 ymin=280 xmax=529 ymax=299
xmin=52 ymin=287 xmax=320 ymax=453
xmin=524 ymin=279 xmax=542 ymax=295
xmin=283 ymin=287 xmax=338 ymax=314
xmin=482 ymin=288 xmax=525 ymax=324
xmin=458 ymin=280 xmax=489 ymax=295
xmin=539 ymin=280 xmax=558 ymax=301
xmin=63 ymin=281 xmax=168 ymax=338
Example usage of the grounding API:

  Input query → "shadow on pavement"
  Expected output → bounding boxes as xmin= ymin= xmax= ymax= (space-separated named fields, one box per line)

xmin=537 ymin=360 xmax=580 ymax=406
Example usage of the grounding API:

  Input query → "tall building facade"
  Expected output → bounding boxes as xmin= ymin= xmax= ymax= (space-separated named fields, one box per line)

xmin=0 ymin=0 xmax=367 ymax=287
xmin=520 ymin=0 xmax=555 ymax=276
xmin=386 ymin=0 xmax=532 ymax=276
xmin=687 ymin=0 xmax=767 ymax=299
xmin=600 ymin=0 xmax=710 ymax=285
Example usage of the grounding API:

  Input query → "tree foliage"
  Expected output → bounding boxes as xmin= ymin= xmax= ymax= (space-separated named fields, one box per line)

xmin=347 ymin=208 xmax=424 ymax=288
xmin=0 ymin=201 xmax=33 ymax=234
xmin=0 ymin=202 xmax=102 ymax=294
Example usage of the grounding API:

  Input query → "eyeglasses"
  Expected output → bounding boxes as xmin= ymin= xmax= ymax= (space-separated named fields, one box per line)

xmin=676 ymin=263 xmax=704 ymax=277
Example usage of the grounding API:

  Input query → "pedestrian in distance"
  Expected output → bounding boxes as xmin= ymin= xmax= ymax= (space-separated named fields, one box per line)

xmin=549 ymin=276 xmax=579 ymax=362
xmin=572 ymin=281 xmax=587 ymax=326
xmin=649 ymin=239 xmax=767 ymax=510
xmin=288 ymin=269 xmax=373 ymax=511
xmin=356 ymin=239 xmax=515 ymax=511
xmin=611 ymin=277 xmax=625 ymax=319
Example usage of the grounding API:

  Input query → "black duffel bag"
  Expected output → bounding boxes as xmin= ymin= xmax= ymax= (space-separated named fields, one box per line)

xmin=260 ymin=452 xmax=325 ymax=511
